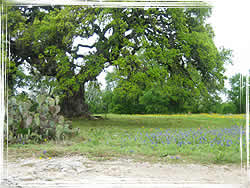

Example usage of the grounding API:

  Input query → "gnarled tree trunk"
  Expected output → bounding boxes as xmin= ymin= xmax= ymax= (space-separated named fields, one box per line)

xmin=60 ymin=84 xmax=90 ymax=118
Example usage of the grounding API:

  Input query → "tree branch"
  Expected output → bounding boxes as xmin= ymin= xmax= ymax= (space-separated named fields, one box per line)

xmin=72 ymin=43 xmax=96 ymax=53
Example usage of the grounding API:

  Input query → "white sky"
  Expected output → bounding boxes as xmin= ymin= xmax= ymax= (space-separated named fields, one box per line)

xmin=207 ymin=0 xmax=250 ymax=80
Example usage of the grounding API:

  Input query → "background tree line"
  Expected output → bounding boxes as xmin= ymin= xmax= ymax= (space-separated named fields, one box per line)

xmin=85 ymin=73 xmax=249 ymax=114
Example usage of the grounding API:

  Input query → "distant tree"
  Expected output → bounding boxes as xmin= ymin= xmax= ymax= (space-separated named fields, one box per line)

xmin=138 ymin=84 xmax=169 ymax=114
xmin=222 ymin=102 xmax=237 ymax=114
xmin=85 ymin=81 xmax=104 ymax=114
xmin=228 ymin=73 xmax=249 ymax=113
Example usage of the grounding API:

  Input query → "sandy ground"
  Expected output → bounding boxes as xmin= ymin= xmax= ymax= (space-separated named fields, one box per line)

xmin=2 ymin=155 xmax=250 ymax=188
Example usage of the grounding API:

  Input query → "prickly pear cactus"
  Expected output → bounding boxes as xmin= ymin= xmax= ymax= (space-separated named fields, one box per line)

xmin=7 ymin=94 xmax=79 ymax=144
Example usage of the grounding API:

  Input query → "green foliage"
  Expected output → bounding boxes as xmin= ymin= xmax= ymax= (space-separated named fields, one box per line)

xmin=227 ymin=73 xmax=250 ymax=113
xmin=8 ymin=114 xmax=244 ymax=164
xmin=139 ymin=87 xmax=169 ymax=114
xmin=8 ymin=7 xmax=231 ymax=116
xmin=220 ymin=102 xmax=237 ymax=114
xmin=85 ymin=81 xmax=105 ymax=113
xmin=72 ymin=114 xmax=244 ymax=164
xmin=98 ymin=7 xmax=232 ymax=114
xmin=7 ymin=94 xmax=79 ymax=144
xmin=102 ymin=71 xmax=223 ymax=114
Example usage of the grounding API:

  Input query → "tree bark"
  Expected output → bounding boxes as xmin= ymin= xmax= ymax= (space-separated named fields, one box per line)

xmin=60 ymin=84 xmax=90 ymax=118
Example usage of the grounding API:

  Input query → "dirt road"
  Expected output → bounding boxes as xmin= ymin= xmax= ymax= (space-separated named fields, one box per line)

xmin=2 ymin=155 xmax=249 ymax=188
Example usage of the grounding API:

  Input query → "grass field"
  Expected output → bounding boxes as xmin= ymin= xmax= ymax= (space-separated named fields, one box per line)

xmin=7 ymin=113 xmax=249 ymax=164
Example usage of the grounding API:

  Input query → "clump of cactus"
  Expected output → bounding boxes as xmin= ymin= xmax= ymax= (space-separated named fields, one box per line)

xmin=7 ymin=94 xmax=79 ymax=144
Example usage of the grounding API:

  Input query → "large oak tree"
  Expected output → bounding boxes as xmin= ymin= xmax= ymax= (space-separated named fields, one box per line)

xmin=8 ymin=6 xmax=231 ymax=116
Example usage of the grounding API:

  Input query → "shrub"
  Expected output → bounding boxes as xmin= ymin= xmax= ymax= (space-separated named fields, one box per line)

xmin=7 ymin=94 xmax=79 ymax=144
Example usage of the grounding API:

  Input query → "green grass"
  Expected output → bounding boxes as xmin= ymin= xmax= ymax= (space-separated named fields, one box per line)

xmin=8 ymin=113 xmax=247 ymax=165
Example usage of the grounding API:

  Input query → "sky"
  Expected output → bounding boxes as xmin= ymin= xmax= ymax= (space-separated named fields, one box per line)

xmin=207 ymin=0 xmax=250 ymax=82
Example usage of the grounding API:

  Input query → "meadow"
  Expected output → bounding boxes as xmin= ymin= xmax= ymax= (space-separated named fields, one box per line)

xmin=8 ymin=113 xmax=248 ymax=164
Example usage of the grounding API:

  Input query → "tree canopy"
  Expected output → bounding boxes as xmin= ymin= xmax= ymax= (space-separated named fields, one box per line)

xmin=8 ymin=6 xmax=232 ymax=116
